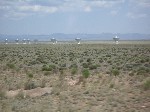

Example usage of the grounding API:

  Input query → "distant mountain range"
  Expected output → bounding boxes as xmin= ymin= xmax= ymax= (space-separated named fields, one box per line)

xmin=0 ymin=33 xmax=150 ymax=42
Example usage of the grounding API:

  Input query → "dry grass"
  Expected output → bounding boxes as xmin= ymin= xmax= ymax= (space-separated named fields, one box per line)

xmin=0 ymin=41 xmax=150 ymax=112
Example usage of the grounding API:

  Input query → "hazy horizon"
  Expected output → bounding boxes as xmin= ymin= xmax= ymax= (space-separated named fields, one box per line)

xmin=0 ymin=33 xmax=150 ymax=41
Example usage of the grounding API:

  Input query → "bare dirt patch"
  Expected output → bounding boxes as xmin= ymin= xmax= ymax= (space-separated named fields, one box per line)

xmin=6 ymin=87 xmax=52 ymax=98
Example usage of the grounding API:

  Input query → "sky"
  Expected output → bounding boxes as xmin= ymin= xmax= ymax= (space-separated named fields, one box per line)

xmin=0 ymin=0 xmax=150 ymax=35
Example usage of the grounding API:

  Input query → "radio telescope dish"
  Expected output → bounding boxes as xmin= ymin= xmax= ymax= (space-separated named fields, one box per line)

xmin=113 ymin=36 xmax=119 ymax=44
xmin=15 ymin=39 xmax=19 ymax=44
xmin=75 ymin=38 xmax=81 ymax=44
xmin=51 ymin=38 xmax=57 ymax=44
xmin=5 ymin=39 xmax=8 ymax=44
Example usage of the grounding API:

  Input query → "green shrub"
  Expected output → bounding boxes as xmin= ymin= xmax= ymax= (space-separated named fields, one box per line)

xmin=46 ymin=67 xmax=52 ymax=71
xmin=136 ymin=70 xmax=146 ymax=75
xmin=89 ymin=64 xmax=97 ymax=70
xmin=145 ymin=67 xmax=150 ymax=72
xmin=106 ymin=54 xmax=111 ymax=57
xmin=0 ymin=90 xmax=6 ymax=100
xmin=49 ymin=64 xmax=56 ymax=69
xmin=125 ymin=64 xmax=133 ymax=70
xmin=60 ymin=63 xmax=66 ymax=68
xmin=143 ymin=80 xmax=150 ymax=91
xmin=140 ymin=59 xmax=145 ymax=63
xmin=99 ymin=59 xmax=103 ymax=63
xmin=79 ymin=59 xmax=83 ymax=63
xmin=112 ymin=69 xmax=120 ymax=76
xmin=107 ymin=60 xmax=112 ymax=64
xmin=82 ymin=63 xmax=89 ymax=68
xmin=109 ymin=83 xmax=114 ymax=88
xmin=129 ymin=71 xmax=134 ymax=76
xmin=42 ymin=65 xmax=49 ymax=71
xmin=24 ymin=80 xmax=36 ymax=90
xmin=60 ymin=69 xmax=64 ymax=75
xmin=70 ymin=63 xmax=78 ymax=68
xmin=6 ymin=63 xmax=15 ymax=69
xmin=44 ymin=71 xmax=51 ymax=76
xmin=71 ymin=68 xmax=78 ymax=75
xmin=27 ymin=73 xmax=33 ymax=78
xmin=42 ymin=64 xmax=56 ymax=71
xmin=41 ymin=79 xmax=46 ymax=88
xmin=87 ymin=58 xmax=91 ymax=62
xmin=82 ymin=69 xmax=90 ymax=78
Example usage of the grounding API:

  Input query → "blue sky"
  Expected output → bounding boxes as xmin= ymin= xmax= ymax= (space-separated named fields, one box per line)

xmin=0 ymin=0 xmax=150 ymax=35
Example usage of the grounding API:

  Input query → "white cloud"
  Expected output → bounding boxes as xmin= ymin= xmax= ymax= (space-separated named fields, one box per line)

xmin=3 ymin=11 xmax=29 ymax=20
xmin=87 ymin=0 xmax=125 ymax=8
xmin=130 ymin=0 xmax=150 ymax=8
xmin=84 ymin=6 xmax=91 ymax=12
xmin=127 ymin=12 xmax=147 ymax=19
xmin=18 ymin=5 xmax=58 ymax=13
xmin=126 ymin=0 xmax=150 ymax=19
xmin=0 ymin=0 xmax=126 ymax=19
xmin=110 ymin=10 xmax=118 ymax=16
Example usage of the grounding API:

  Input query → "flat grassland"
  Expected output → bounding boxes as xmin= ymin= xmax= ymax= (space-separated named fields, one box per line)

xmin=0 ymin=41 xmax=150 ymax=112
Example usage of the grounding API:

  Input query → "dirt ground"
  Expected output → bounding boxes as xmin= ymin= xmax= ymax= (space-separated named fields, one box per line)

xmin=0 ymin=42 xmax=150 ymax=112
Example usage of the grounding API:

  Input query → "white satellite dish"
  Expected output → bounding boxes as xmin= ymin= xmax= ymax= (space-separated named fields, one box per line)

xmin=15 ymin=39 xmax=19 ymax=44
xmin=75 ymin=38 xmax=81 ymax=44
xmin=113 ymin=36 xmax=119 ymax=44
xmin=51 ymin=38 xmax=57 ymax=44
xmin=5 ymin=39 xmax=8 ymax=44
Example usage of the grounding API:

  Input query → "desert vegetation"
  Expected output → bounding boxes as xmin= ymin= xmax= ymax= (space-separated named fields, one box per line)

xmin=0 ymin=41 xmax=150 ymax=112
